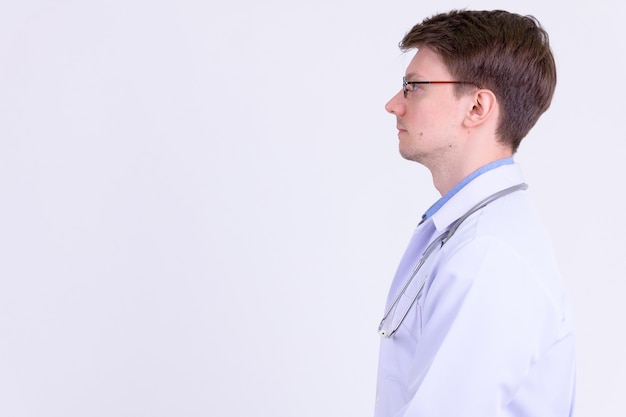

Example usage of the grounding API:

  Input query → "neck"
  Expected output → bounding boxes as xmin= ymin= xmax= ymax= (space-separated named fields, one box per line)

xmin=430 ymin=151 xmax=512 ymax=196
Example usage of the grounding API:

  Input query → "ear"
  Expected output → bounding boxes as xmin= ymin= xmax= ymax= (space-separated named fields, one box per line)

xmin=463 ymin=89 xmax=498 ymax=128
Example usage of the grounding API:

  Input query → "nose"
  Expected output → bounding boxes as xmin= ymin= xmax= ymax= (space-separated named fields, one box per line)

xmin=385 ymin=90 xmax=405 ymax=115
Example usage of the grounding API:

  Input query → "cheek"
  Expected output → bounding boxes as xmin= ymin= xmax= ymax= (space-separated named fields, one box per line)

xmin=417 ymin=100 xmax=460 ymax=132
xmin=409 ymin=99 xmax=444 ymax=123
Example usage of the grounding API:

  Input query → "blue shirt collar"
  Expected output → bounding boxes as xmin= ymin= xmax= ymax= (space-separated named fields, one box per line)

xmin=420 ymin=157 xmax=514 ymax=224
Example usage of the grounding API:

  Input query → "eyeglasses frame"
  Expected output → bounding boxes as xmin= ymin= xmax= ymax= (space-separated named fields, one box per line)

xmin=402 ymin=76 xmax=477 ymax=98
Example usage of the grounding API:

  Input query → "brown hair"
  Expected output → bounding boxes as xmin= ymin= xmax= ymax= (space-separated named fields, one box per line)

xmin=400 ymin=10 xmax=556 ymax=152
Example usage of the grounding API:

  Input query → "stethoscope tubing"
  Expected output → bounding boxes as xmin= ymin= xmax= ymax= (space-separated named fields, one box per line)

xmin=378 ymin=182 xmax=528 ymax=338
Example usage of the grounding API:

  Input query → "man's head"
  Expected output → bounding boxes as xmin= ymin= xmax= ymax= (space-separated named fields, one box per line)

xmin=392 ymin=10 xmax=556 ymax=154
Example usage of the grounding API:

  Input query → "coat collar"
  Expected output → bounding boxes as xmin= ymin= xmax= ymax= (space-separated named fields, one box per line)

xmin=430 ymin=163 xmax=526 ymax=233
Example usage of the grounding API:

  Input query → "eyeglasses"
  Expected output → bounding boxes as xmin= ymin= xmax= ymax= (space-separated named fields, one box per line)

xmin=403 ymin=76 xmax=476 ymax=98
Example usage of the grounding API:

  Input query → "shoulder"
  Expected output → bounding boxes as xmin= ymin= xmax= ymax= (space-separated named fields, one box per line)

xmin=431 ymin=220 xmax=568 ymax=320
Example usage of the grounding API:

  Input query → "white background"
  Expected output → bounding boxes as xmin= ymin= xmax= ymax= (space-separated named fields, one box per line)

xmin=0 ymin=0 xmax=624 ymax=416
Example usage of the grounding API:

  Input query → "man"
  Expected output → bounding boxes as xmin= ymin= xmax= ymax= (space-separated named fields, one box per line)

xmin=375 ymin=10 xmax=575 ymax=417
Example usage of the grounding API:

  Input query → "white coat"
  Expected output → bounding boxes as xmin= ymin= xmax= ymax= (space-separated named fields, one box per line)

xmin=374 ymin=163 xmax=576 ymax=417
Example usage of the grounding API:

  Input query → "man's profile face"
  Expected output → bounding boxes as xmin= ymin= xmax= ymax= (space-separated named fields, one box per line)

xmin=385 ymin=47 xmax=470 ymax=168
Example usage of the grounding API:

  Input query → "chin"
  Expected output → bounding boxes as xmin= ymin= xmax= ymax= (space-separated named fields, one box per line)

xmin=399 ymin=146 xmax=413 ymax=160
xmin=399 ymin=147 xmax=425 ymax=164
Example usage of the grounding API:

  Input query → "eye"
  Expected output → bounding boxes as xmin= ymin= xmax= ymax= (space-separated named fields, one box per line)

xmin=402 ymin=78 xmax=425 ymax=98
xmin=408 ymin=83 xmax=420 ymax=92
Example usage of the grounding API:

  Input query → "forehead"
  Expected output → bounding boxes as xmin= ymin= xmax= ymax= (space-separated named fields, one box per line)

xmin=405 ymin=46 xmax=452 ymax=79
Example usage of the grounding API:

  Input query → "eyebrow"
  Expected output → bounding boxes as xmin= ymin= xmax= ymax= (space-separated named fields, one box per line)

xmin=404 ymin=72 xmax=426 ymax=81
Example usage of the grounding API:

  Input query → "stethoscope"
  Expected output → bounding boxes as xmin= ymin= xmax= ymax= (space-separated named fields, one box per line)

xmin=377 ymin=182 xmax=528 ymax=338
